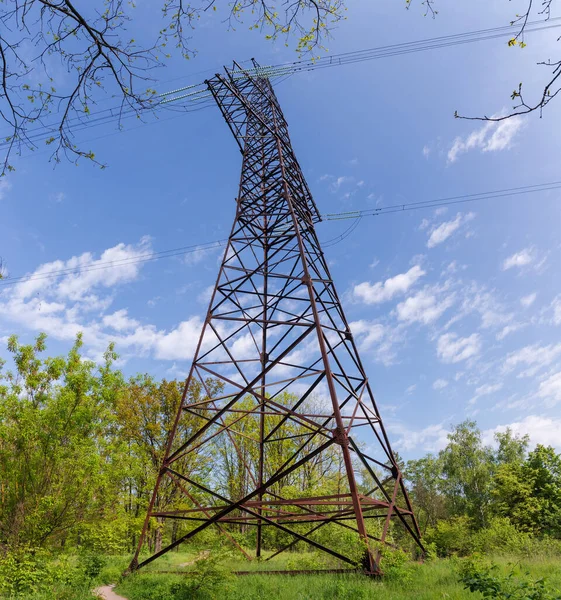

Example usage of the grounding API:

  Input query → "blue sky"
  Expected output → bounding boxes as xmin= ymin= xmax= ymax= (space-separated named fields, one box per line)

xmin=1 ymin=0 xmax=560 ymax=459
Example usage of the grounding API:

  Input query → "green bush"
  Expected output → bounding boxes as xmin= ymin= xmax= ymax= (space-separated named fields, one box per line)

xmin=0 ymin=548 xmax=86 ymax=597
xmin=472 ymin=518 xmax=532 ymax=555
xmin=458 ymin=555 xmax=561 ymax=599
xmin=380 ymin=547 xmax=415 ymax=582
xmin=424 ymin=516 xmax=474 ymax=557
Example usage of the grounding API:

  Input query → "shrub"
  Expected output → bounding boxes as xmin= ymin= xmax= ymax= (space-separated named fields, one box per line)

xmin=0 ymin=548 xmax=86 ymax=597
xmin=458 ymin=555 xmax=561 ymax=599
xmin=424 ymin=516 xmax=474 ymax=557
xmin=379 ymin=547 xmax=415 ymax=584
xmin=472 ymin=517 xmax=532 ymax=555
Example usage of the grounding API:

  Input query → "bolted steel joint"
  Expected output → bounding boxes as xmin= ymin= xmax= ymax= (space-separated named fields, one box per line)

xmin=332 ymin=425 xmax=349 ymax=447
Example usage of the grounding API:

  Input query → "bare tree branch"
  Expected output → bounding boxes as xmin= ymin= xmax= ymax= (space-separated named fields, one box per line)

xmin=0 ymin=0 xmax=345 ymax=174
xmin=407 ymin=0 xmax=561 ymax=121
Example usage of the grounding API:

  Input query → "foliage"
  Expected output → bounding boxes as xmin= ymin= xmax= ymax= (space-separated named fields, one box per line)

xmin=459 ymin=555 xmax=561 ymax=600
xmin=1 ymin=334 xmax=561 ymax=595
xmin=425 ymin=516 xmax=474 ymax=557
xmin=118 ymin=549 xmax=233 ymax=600
xmin=0 ymin=0 xmax=345 ymax=174
xmin=0 ymin=334 xmax=124 ymax=550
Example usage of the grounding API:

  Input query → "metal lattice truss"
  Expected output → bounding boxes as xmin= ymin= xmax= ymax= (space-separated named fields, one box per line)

xmin=130 ymin=61 xmax=423 ymax=576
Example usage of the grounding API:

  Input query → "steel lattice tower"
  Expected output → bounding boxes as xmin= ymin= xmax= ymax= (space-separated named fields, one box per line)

xmin=130 ymin=61 xmax=423 ymax=576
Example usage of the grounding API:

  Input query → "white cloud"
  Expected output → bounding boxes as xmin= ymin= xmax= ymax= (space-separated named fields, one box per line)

xmin=496 ymin=324 xmax=523 ymax=341
xmin=406 ymin=384 xmax=417 ymax=394
xmin=447 ymin=116 xmax=523 ymax=163
xmin=422 ymin=145 xmax=431 ymax=158
xmin=426 ymin=212 xmax=475 ymax=248
xmin=11 ymin=237 xmax=153 ymax=305
xmin=154 ymin=318 xmax=205 ymax=360
xmin=197 ymin=285 xmax=214 ymax=304
xmin=332 ymin=176 xmax=350 ymax=191
xmin=183 ymin=245 xmax=220 ymax=266
xmin=0 ymin=178 xmax=11 ymax=200
xmin=503 ymin=343 xmax=561 ymax=376
xmin=433 ymin=379 xmax=448 ymax=390
xmin=353 ymin=265 xmax=425 ymax=305
xmin=502 ymin=247 xmax=535 ymax=270
xmin=537 ymin=371 xmax=561 ymax=407
xmin=551 ymin=295 xmax=561 ymax=325
xmin=389 ymin=421 xmax=450 ymax=452
xmin=483 ymin=415 xmax=561 ymax=450
xmin=0 ymin=239 xmax=210 ymax=364
xmin=350 ymin=320 xmax=384 ymax=349
xmin=102 ymin=309 xmax=139 ymax=332
xmin=437 ymin=333 xmax=481 ymax=363
xmin=349 ymin=319 xmax=402 ymax=366
xmin=520 ymin=293 xmax=537 ymax=308
xmin=396 ymin=288 xmax=454 ymax=325
xmin=469 ymin=382 xmax=503 ymax=407
xmin=475 ymin=382 xmax=503 ymax=397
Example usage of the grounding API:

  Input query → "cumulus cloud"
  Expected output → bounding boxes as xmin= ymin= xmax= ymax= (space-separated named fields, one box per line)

xmin=502 ymin=247 xmax=536 ymax=271
xmin=437 ymin=332 xmax=481 ymax=363
xmin=396 ymin=288 xmax=454 ymax=325
xmin=349 ymin=320 xmax=385 ymax=349
xmin=447 ymin=116 xmax=523 ymax=164
xmin=102 ymin=309 xmax=140 ymax=332
xmin=0 ymin=239 xmax=209 ymax=363
xmin=483 ymin=415 xmax=561 ymax=450
xmin=426 ymin=212 xmax=475 ymax=248
xmin=353 ymin=265 xmax=425 ymax=305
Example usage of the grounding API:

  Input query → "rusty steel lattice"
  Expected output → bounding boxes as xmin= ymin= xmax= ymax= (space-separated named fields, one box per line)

xmin=129 ymin=61 xmax=423 ymax=576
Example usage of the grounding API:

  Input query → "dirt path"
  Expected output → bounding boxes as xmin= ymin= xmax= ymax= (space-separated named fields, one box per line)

xmin=93 ymin=584 xmax=128 ymax=600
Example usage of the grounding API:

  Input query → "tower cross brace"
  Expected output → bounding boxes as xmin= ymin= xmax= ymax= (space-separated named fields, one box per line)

xmin=130 ymin=60 xmax=423 ymax=576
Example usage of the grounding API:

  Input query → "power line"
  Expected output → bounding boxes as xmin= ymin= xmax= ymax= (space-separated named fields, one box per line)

xmin=321 ymin=180 xmax=561 ymax=220
xmin=0 ymin=240 xmax=228 ymax=288
xmin=1 ymin=179 xmax=557 ymax=288
xmin=2 ymin=18 xmax=559 ymax=152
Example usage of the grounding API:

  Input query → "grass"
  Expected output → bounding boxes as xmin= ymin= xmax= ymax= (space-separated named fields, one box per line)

xmin=2 ymin=549 xmax=559 ymax=599
xmin=113 ymin=551 xmax=561 ymax=600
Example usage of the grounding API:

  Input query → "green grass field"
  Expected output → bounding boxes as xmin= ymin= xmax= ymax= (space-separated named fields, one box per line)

xmin=112 ymin=551 xmax=561 ymax=600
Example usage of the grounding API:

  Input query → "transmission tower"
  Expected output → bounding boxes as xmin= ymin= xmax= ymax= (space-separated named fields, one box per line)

xmin=129 ymin=61 xmax=423 ymax=576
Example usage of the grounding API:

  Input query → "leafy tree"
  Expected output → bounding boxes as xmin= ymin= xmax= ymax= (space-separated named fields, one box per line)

xmin=115 ymin=374 xmax=221 ymax=552
xmin=405 ymin=453 xmax=448 ymax=533
xmin=0 ymin=333 xmax=123 ymax=549
xmin=495 ymin=428 xmax=530 ymax=466
xmin=523 ymin=445 xmax=561 ymax=537
xmin=439 ymin=421 xmax=494 ymax=528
